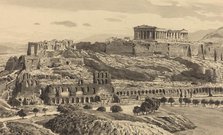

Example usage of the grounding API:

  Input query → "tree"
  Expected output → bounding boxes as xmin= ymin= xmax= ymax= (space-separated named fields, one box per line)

xmin=10 ymin=98 xmax=21 ymax=108
xmin=95 ymin=96 xmax=101 ymax=102
xmin=160 ymin=97 xmax=167 ymax=105
xmin=42 ymin=108 xmax=48 ymax=116
xmin=179 ymin=97 xmax=183 ymax=106
xmin=192 ymin=99 xmax=200 ymax=106
xmin=57 ymin=104 xmax=81 ymax=113
xmin=221 ymin=100 xmax=223 ymax=105
xmin=110 ymin=105 xmax=123 ymax=113
xmin=33 ymin=108 xmax=39 ymax=117
xmin=17 ymin=109 xmax=27 ymax=119
xmin=201 ymin=99 xmax=208 ymax=107
xmin=168 ymin=98 xmax=175 ymax=106
xmin=83 ymin=104 xmax=93 ymax=110
xmin=209 ymin=99 xmax=215 ymax=106
xmin=215 ymin=100 xmax=220 ymax=107
xmin=112 ymin=94 xmax=120 ymax=103
xmin=183 ymin=98 xmax=191 ymax=106
xmin=133 ymin=106 xmax=141 ymax=115
xmin=96 ymin=106 xmax=106 ymax=112
xmin=214 ymin=49 xmax=217 ymax=62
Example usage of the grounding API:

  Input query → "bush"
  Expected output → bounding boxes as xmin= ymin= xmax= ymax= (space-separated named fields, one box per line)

xmin=179 ymin=97 xmax=183 ymax=105
xmin=57 ymin=104 xmax=81 ymax=113
xmin=83 ymin=104 xmax=93 ymax=110
xmin=112 ymin=94 xmax=120 ymax=103
xmin=140 ymin=97 xmax=160 ymax=114
xmin=192 ymin=99 xmax=200 ymax=106
xmin=168 ymin=98 xmax=175 ymax=106
xmin=215 ymin=100 xmax=220 ymax=107
xmin=110 ymin=105 xmax=123 ymax=113
xmin=160 ymin=97 xmax=167 ymax=105
xmin=17 ymin=109 xmax=27 ymax=119
xmin=32 ymin=108 xmax=39 ymax=117
xmin=209 ymin=99 xmax=215 ymax=105
xmin=96 ymin=106 xmax=106 ymax=112
xmin=133 ymin=106 xmax=141 ymax=115
xmin=183 ymin=98 xmax=191 ymax=106
xmin=201 ymin=99 xmax=208 ymax=107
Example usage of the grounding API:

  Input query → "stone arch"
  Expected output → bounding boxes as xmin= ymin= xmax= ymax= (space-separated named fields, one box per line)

xmin=81 ymin=97 xmax=84 ymax=103
xmin=72 ymin=98 xmax=75 ymax=103
xmin=61 ymin=98 xmax=65 ymax=104
xmin=156 ymin=90 xmax=159 ymax=94
xmin=127 ymin=91 xmax=129 ymax=96
xmin=138 ymin=91 xmax=141 ymax=95
xmin=90 ymin=97 xmax=94 ymax=102
xmin=152 ymin=90 xmax=155 ymax=94
xmin=145 ymin=90 xmax=148 ymax=94
xmin=76 ymin=97 xmax=79 ymax=103
xmin=116 ymin=92 xmax=119 ymax=95
xmin=163 ymin=89 xmax=165 ymax=95
xmin=149 ymin=90 xmax=151 ymax=94
xmin=86 ymin=97 xmax=89 ymax=103
xmin=134 ymin=91 xmax=137 ymax=95
xmin=65 ymin=98 xmax=69 ymax=104
xmin=131 ymin=91 xmax=133 ymax=95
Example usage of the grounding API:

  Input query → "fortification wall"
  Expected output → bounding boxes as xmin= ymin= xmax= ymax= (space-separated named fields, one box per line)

xmin=76 ymin=42 xmax=106 ymax=52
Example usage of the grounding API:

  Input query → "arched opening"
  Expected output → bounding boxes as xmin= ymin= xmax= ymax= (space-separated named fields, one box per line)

xmin=72 ymin=98 xmax=75 ymax=103
xmin=76 ymin=97 xmax=79 ymax=103
xmin=81 ymin=97 xmax=84 ymax=103
xmin=90 ymin=97 xmax=94 ymax=102
xmin=86 ymin=97 xmax=89 ymax=103
xmin=127 ymin=91 xmax=129 ymax=96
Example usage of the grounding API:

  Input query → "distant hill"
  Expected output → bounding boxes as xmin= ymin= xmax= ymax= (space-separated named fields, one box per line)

xmin=201 ymin=27 xmax=223 ymax=43
xmin=189 ymin=29 xmax=214 ymax=41
xmin=0 ymin=43 xmax=26 ymax=54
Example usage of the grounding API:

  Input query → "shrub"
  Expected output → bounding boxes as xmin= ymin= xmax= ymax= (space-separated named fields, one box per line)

xmin=133 ymin=106 xmax=141 ymax=115
xmin=192 ymin=99 xmax=200 ymax=106
xmin=110 ymin=105 xmax=123 ymax=113
xmin=160 ymin=97 xmax=167 ymax=105
xmin=32 ymin=108 xmax=39 ymax=117
xmin=96 ymin=106 xmax=106 ymax=112
xmin=201 ymin=99 xmax=208 ymax=107
xmin=168 ymin=98 xmax=175 ymax=106
xmin=57 ymin=104 xmax=81 ymax=113
xmin=183 ymin=98 xmax=191 ymax=106
xmin=42 ymin=108 xmax=48 ymax=115
xmin=209 ymin=99 xmax=215 ymax=105
xmin=215 ymin=100 xmax=220 ymax=107
xmin=179 ymin=97 xmax=183 ymax=106
xmin=112 ymin=94 xmax=120 ymax=103
xmin=140 ymin=97 xmax=160 ymax=114
xmin=17 ymin=109 xmax=27 ymax=119
xmin=83 ymin=104 xmax=93 ymax=110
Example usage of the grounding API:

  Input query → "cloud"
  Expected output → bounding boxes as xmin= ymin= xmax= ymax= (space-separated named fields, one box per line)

xmin=51 ymin=21 xmax=77 ymax=27
xmin=83 ymin=23 xmax=91 ymax=27
xmin=2 ymin=0 xmax=223 ymax=22
xmin=104 ymin=18 xmax=122 ymax=22
xmin=34 ymin=22 xmax=40 ymax=25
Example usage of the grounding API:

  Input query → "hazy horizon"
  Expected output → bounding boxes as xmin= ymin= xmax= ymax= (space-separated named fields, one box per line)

xmin=0 ymin=0 xmax=222 ymax=45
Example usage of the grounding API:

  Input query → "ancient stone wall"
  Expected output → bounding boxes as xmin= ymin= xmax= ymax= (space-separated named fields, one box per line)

xmin=76 ymin=42 xmax=106 ymax=52
xmin=106 ymin=40 xmax=135 ymax=56
xmin=24 ymin=56 xmax=40 ymax=70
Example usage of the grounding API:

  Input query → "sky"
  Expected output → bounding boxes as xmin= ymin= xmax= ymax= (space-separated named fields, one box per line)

xmin=0 ymin=0 xmax=223 ymax=45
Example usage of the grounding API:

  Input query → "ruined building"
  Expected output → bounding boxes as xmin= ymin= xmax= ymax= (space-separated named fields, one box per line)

xmin=134 ymin=25 xmax=188 ymax=42
xmin=41 ymin=71 xmax=114 ymax=105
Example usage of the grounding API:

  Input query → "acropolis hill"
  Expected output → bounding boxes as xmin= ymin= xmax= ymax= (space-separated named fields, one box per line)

xmin=1 ymin=25 xmax=223 ymax=106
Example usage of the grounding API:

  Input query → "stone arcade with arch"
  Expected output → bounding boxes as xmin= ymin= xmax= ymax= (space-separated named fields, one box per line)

xmin=116 ymin=86 xmax=223 ymax=100
xmin=41 ymin=71 xmax=114 ymax=105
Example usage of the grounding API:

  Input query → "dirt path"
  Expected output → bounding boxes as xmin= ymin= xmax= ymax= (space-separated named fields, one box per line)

xmin=162 ymin=105 xmax=223 ymax=135
xmin=0 ymin=111 xmax=59 ymax=122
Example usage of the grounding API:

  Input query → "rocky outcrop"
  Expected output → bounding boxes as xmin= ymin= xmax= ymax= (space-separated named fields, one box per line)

xmin=142 ymin=114 xmax=196 ymax=133
xmin=84 ymin=57 xmax=154 ymax=81
xmin=5 ymin=56 xmax=24 ymax=71
xmin=45 ymin=110 xmax=172 ymax=135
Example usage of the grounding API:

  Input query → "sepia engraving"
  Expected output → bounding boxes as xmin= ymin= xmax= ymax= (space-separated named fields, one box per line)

xmin=0 ymin=0 xmax=223 ymax=135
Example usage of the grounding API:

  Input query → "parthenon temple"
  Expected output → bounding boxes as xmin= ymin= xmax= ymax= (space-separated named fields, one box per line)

xmin=134 ymin=25 xmax=188 ymax=42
